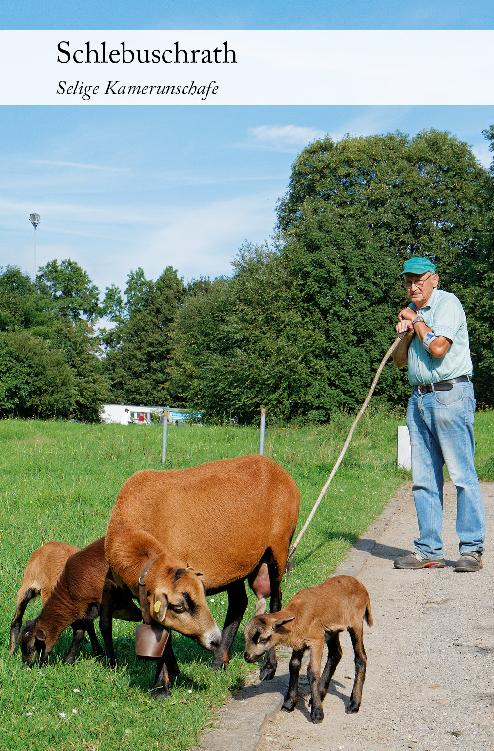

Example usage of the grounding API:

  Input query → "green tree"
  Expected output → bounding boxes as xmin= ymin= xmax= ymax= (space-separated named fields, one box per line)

xmin=103 ymin=267 xmax=185 ymax=405
xmin=36 ymin=259 xmax=100 ymax=322
xmin=0 ymin=264 xmax=108 ymax=421
xmin=0 ymin=330 xmax=75 ymax=418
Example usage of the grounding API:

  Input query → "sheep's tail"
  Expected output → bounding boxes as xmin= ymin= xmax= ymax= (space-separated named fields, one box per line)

xmin=365 ymin=600 xmax=373 ymax=627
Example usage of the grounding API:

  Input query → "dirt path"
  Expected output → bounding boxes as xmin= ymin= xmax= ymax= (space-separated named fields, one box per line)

xmin=193 ymin=482 xmax=494 ymax=751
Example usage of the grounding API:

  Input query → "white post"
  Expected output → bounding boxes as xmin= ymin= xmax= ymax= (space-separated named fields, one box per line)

xmin=259 ymin=407 xmax=266 ymax=455
xmin=161 ymin=409 xmax=169 ymax=464
xmin=397 ymin=425 xmax=411 ymax=470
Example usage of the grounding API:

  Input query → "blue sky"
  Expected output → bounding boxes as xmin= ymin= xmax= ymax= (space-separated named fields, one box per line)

xmin=1 ymin=2 xmax=493 ymax=294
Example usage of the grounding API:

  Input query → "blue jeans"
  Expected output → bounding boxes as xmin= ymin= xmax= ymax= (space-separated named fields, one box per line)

xmin=406 ymin=381 xmax=485 ymax=559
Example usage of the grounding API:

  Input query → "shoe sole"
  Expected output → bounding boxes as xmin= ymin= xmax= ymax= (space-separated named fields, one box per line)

xmin=394 ymin=560 xmax=446 ymax=570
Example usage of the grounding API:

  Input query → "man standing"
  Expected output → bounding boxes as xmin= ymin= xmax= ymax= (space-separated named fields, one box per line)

xmin=393 ymin=256 xmax=485 ymax=572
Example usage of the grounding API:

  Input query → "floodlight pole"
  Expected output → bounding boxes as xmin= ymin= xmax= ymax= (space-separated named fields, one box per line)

xmin=29 ymin=212 xmax=40 ymax=280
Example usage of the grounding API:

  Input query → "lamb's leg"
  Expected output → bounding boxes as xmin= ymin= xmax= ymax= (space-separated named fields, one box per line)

xmin=86 ymin=620 xmax=104 ymax=657
xmin=65 ymin=621 xmax=86 ymax=664
xmin=212 ymin=579 xmax=247 ymax=670
xmin=282 ymin=648 xmax=305 ymax=712
xmin=9 ymin=587 xmax=39 ymax=655
xmin=307 ymin=642 xmax=324 ymax=723
xmin=347 ymin=623 xmax=367 ymax=713
xmin=151 ymin=631 xmax=177 ymax=698
xmin=99 ymin=574 xmax=117 ymax=667
xmin=260 ymin=556 xmax=282 ymax=681
xmin=319 ymin=632 xmax=342 ymax=701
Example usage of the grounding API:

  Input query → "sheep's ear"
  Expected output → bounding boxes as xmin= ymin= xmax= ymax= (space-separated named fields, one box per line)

xmin=35 ymin=627 xmax=47 ymax=642
xmin=186 ymin=566 xmax=204 ymax=577
xmin=152 ymin=593 xmax=168 ymax=624
xmin=273 ymin=615 xmax=295 ymax=631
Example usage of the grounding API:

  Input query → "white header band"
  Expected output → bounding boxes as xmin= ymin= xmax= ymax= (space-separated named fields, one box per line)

xmin=1 ymin=30 xmax=493 ymax=105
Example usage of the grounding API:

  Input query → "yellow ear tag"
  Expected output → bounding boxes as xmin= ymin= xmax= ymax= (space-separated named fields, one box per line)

xmin=154 ymin=600 xmax=162 ymax=614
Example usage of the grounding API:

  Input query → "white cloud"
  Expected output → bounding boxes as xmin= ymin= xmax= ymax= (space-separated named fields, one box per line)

xmin=127 ymin=191 xmax=279 ymax=283
xmin=33 ymin=159 xmax=128 ymax=173
xmin=247 ymin=124 xmax=326 ymax=151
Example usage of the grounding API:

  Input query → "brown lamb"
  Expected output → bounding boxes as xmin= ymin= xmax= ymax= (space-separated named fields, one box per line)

xmin=104 ymin=454 xmax=300 ymax=696
xmin=20 ymin=537 xmax=142 ymax=665
xmin=244 ymin=575 xmax=373 ymax=724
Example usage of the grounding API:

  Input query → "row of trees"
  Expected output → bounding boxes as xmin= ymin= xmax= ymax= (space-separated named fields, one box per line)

xmin=1 ymin=128 xmax=493 ymax=422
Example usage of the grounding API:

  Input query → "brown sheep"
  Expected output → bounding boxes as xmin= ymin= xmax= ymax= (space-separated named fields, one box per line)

xmin=8 ymin=541 xmax=104 ymax=658
xmin=20 ymin=537 xmax=142 ymax=665
xmin=244 ymin=575 xmax=372 ymax=723
xmin=104 ymin=454 xmax=300 ymax=696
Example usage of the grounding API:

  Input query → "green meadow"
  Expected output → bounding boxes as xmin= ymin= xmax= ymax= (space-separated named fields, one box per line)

xmin=1 ymin=411 xmax=493 ymax=751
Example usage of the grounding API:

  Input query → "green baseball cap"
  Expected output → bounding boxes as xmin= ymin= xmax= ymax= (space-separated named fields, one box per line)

xmin=401 ymin=256 xmax=436 ymax=276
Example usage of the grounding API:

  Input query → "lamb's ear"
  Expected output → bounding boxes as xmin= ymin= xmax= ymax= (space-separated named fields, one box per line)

xmin=9 ymin=624 xmax=20 ymax=655
xmin=35 ymin=627 xmax=47 ymax=642
xmin=273 ymin=615 xmax=295 ymax=631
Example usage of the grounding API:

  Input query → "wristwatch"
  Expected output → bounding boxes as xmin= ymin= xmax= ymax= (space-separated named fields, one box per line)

xmin=412 ymin=314 xmax=425 ymax=325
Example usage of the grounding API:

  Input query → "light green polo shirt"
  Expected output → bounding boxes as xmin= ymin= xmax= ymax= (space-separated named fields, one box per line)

xmin=407 ymin=288 xmax=473 ymax=386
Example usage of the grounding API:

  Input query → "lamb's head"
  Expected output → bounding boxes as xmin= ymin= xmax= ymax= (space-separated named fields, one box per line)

xmin=20 ymin=619 xmax=52 ymax=665
xmin=145 ymin=562 xmax=221 ymax=651
xmin=243 ymin=613 xmax=295 ymax=663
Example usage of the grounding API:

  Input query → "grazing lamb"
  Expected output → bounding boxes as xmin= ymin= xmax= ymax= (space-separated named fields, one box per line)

xmin=104 ymin=454 xmax=300 ymax=696
xmin=244 ymin=575 xmax=372 ymax=724
xmin=20 ymin=537 xmax=142 ymax=665
xmin=8 ymin=541 xmax=98 ymax=657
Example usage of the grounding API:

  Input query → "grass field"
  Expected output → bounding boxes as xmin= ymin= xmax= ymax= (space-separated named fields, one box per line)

xmin=1 ymin=409 xmax=492 ymax=751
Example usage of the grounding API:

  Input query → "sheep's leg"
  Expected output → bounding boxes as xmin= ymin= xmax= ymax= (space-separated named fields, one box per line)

xmin=319 ymin=632 xmax=342 ymax=702
xmin=260 ymin=555 xmax=282 ymax=681
xmin=86 ymin=620 xmax=104 ymax=657
xmin=282 ymin=648 xmax=306 ymax=712
xmin=151 ymin=632 xmax=177 ymax=698
xmin=347 ymin=623 xmax=367 ymax=713
xmin=307 ymin=642 xmax=324 ymax=723
xmin=212 ymin=580 xmax=247 ymax=670
xmin=65 ymin=621 xmax=86 ymax=664
xmin=9 ymin=587 xmax=39 ymax=655
xmin=99 ymin=575 xmax=116 ymax=667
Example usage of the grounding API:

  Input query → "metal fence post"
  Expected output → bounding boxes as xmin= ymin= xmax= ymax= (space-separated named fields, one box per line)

xmin=259 ymin=407 xmax=266 ymax=455
xmin=161 ymin=409 xmax=170 ymax=464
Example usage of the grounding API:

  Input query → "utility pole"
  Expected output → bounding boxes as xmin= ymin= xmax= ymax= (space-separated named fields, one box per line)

xmin=29 ymin=212 xmax=40 ymax=279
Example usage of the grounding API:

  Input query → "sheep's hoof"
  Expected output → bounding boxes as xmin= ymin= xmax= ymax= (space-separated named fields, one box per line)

xmin=310 ymin=707 xmax=324 ymax=724
xmin=282 ymin=698 xmax=297 ymax=712
xmin=150 ymin=684 xmax=171 ymax=699
xmin=346 ymin=700 xmax=360 ymax=714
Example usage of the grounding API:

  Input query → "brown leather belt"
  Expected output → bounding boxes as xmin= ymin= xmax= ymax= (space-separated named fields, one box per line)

xmin=415 ymin=375 xmax=472 ymax=395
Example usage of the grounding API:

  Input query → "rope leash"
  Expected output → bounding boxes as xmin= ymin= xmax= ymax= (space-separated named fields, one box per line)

xmin=287 ymin=335 xmax=403 ymax=560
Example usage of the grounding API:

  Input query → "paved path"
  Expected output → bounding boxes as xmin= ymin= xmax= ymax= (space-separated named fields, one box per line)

xmin=192 ymin=482 xmax=494 ymax=751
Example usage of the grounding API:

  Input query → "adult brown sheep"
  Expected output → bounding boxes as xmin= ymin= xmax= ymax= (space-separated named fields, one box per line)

xmin=104 ymin=454 xmax=300 ymax=696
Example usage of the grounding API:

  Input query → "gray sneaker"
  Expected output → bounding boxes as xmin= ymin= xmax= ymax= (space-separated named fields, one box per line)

xmin=394 ymin=552 xmax=446 ymax=570
xmin=454 ymin=551 xmax=483 ymax=573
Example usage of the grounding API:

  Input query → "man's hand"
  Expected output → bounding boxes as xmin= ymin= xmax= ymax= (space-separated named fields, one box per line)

xmin=397 ymin=306 xmax=416 ymax=323
xmin=396 ymin=318 xmax=414 ymax=337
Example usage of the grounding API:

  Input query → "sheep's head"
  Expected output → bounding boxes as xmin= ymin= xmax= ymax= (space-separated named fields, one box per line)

xmin=145 ymin=563 xmax=221 ymax=651
xmin=243 ymin=613 xmax=295 ymax=662
xmin=19 ymin=619 xmax=51 ymax=665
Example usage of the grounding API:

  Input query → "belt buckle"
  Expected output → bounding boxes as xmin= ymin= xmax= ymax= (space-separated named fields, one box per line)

xmin=417 ymin=384 xmax=432 ymax=395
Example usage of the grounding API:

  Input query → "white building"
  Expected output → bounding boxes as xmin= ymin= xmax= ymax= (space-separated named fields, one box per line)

xmin=100 ymin=404 xmax=204 ymax=425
